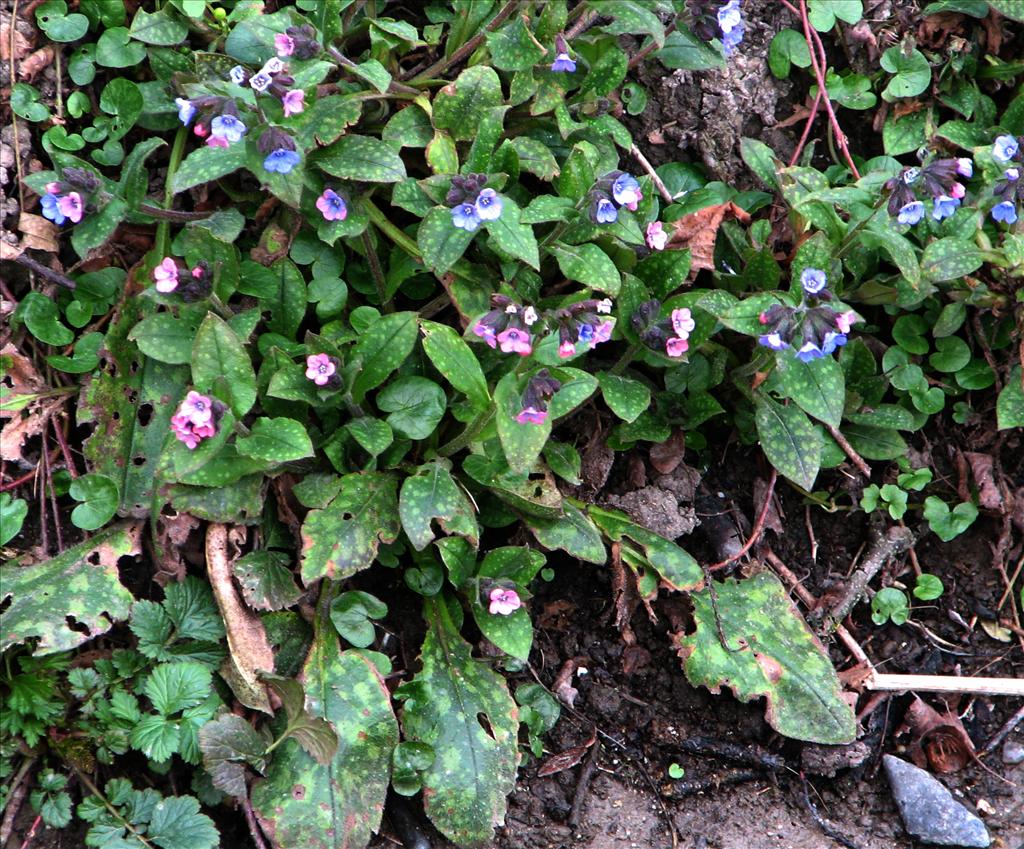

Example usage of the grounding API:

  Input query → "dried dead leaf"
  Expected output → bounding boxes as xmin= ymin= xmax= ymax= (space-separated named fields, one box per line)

xmin=0 ymin=21 xmax=32 ymax=62
xmin=206 ymin=523 xmax=275 ymax=714
xmin=552 ymin=658 xmax=581 ymax=709
xmin=0 ymin=401 xmax=58 ymax=462
xmin=151 ymin=510 xmax=201 ymax=585
xmin=610 ymin=542 xmax=638 ymax=645
xmin=980 ymin=619 xmax=1012 ymax=643
xmin=0 ymin=239 xmax=24 ymax=262
xmin=18 ymin=212 xmax=59 ymax=253
xmin=753 ymin=475 xmax=784 ymax=535
xmin=0 ymin=342 xmax=46 ymax=406
xmin=964 ymin=452 xmax=1001 ymax=511
xmin=901 ymin=697 xmax=976 ymax=773
xmin=537 ymin=732 xmax=596 ymax=777
xmin=649 ymin=429 xmax=686 ymax=475
xmin=668 ymin=202 xmax=751 ymax=273
xmin=19 ymin=45 xmax=54 ymax=81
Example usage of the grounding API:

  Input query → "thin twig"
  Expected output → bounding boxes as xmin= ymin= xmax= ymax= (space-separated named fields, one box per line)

xmin=52 ymin=415 xmax=78 ymax=479
xmin=13 ymin=254 xmax=76 ymax=290
xmin=0 ymin=757 xmax=35 ymax=847
xmin=980 ymin=703 xmax=1024 ymax=757
xmin=630 ymin=143 xmax=674 ymax=205
xmin=18 ymin=814 xmax=42 ymax=849
xmin=138 ymin=202 xmax=214 ymax=221
xmin=565 ymin=8 xmax=597 ymax=40
xmin=241 ymin=797 xmax=270 ymax=849
xmin=362 ymin=229 xmax=392 ymax=313
xmin=42 ymin=445 xmax=63 ymax=553
xmin=11 ymin=0 xmax=25 ymax=215
xmin=707 ymin=469 xmax=777 ymax=571
xmin=801 ymin=774 xmax=863 ymax=849
xmin=789 ymin=89 xmax=823 ymax=167
xmin=826 ymin=423 xmax=871 ymax=477
xmin=568 ymin=739 xmax=601 ymax=828
xmin=406 ymin=0 xmax=520 ymax=82
xmin=627 ymin=20 xmax=676 ymax=70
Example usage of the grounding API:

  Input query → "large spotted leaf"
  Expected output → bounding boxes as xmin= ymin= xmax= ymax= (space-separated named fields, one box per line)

xmin=300 ymin=472 xmax=400 ymax=585
xmin=252 ymin=634 xmax=398 ymax=849
xmin=0 ymin=522 xmax=140 ymax=654
xmin=398 ymin=598 xmax=520 ymax=846
xmin=399 ymin=460 xmax=478 ymax=551
xmin=675 ymin=571 xmax=856 ymax=744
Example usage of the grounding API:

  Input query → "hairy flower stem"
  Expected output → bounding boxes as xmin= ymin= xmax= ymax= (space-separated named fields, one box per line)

xmin=362 ymin=229 xmax=393 ymax=313
xmin=156 ymin=127 xmax=189 ymax=259
xmin=610 ymin=343 xmax=640 ymax=375
xmin=438 ymin=407 xmax=495 ymax=457
xmin=363 ymin=198 xmax=422 ymax=259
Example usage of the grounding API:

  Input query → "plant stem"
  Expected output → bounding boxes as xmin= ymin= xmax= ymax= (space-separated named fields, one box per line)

xmin=362 ymin=229 xmax=393 ymax=312
xmin=70 ymin=767 xmax=156 ymax=849
xmin=438 ymin=406 xmax=494 ymax=456
xmin=363 ymin=198 xmax=422 ymax=259
xmin=610 ymin=342 xmax=640 ymax=375
xmin=406 ymin=0 xmax=520 ymax=82
xmin=325 ymin=44 xmax=420 ymax=95
xmin=156 ymin=127 xmax=189 ymax=259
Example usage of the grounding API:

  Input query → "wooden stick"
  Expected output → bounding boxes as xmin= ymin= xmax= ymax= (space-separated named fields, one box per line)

xmin=865 ymin=673 xmax=1024 ymax=697
xmin=630 ymin=143 xmax=675 ymax=205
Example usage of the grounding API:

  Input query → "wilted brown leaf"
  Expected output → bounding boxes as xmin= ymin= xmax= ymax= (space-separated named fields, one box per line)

xmin=901 ymin=697 xmax=976 ymax=773
xmin=19 ymin=45 xmax=54 ymax=81
xmin=649 ymin=429 xmax=686 ymax=475
xmin=0 ymin=21 xmax=32 ymax=62
xmin=18 ymin=212 xmax=59 ymax=253
xmin=151 ymin=509 xmax=202 ymax=585
xmin=0 ymin=342 xmax=45 ymax=404
xmin=537 ymin=732 xmax=596 ymax=777
xmin=964 ymin=452 xmax=1001 ymax=511
xmin=668 ymin=202 xmax=751 ymax=273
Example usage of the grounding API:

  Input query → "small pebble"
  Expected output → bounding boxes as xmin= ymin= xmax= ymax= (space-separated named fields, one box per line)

xmin=1001 ymin=740 xmax=1024 ymax=765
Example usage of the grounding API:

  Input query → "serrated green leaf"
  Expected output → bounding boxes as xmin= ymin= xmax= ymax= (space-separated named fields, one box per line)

xmin=144 ymin=661 xmax=213 ymax=715
xmin=755 ymin=394 xmax=821 ymax=490
xmin=146 ymin=794 xmax=219 ymax=849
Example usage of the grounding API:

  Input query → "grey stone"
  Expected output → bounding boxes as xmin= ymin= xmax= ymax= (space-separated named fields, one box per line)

xmin=1002 ymin=740 xmax=1024 ymax=765
xmin=883 ymin=755 xmax=990 ymax=847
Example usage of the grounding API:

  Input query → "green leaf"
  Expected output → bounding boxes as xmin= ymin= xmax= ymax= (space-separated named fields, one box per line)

xmin=755 ymin=394 xmax=821 ymax=490
xmin=740 ymin=138 xmax=779 ymax=189
xmin=913 ymin=573 xmax=944 ymax=601
xmin=432 ymin=65 xmax=504 ymax=142
xmin=495 ymin=371 xmax=550 ymax=474
xmin=485 ymin=199 xmax=539 ymax=269
xmin=525 ymin=502 xmax=607 ymax=564
xmin=346 ymin=417 xmax=394 ymax=457
xmin=329 ymin=591 xmax=388 ymax=648
xmin=588 ymin=505 xmax=702 ymax=590
xmin=377 ymin=377 xmax=447 ymax=440
xmin=199 ymin=713 xmax=268 ymax=799
xmin=486 ymin=16 xmax=545 ymax=71
xmin=864 ymin=225 xmax=921 ymax=290
xmin=261 ymin=676 xmax=338 ymax=765
xmin=171 ymin=144 xmax=247 ymax=194
xmin=997 ymin=367 xmax=1024 ymax=430
xmin=471 ymin=589 xmax=532 ymax=660
xmin=883 ymin=111 xmax=927 ymax=156
xmin=871 ymin=587 xmax=909 ymax=625
xmin=313 ymin=134 xmax=407 ymax=183
xmin=808 ymin=0 xmax=862 ymax=30
xmin=426 ymin=129 xmax=459 ymax=174
xmin=509 ymin=138 xmax=560 ymax=181
xmin=598 ymin=372 xmax=651 ymax=423
xmin=14 ymin=292 xmax=73 ymax=345
xmin=350 ymin=58 xmax=392 ymax=94
xmin=251 ymin=638 xmax=397 ymax=849
xmin=144 ymin=661 xmax=213 ymax=715
xmin=350 ymin=311 xmax=419 ymax=401
xmin=398 ymin=598 xmax=520 ymax=845
xmin=923 ymin=497 xmax=979 ymax=542
xmin=129 ymin=8 xmax=188 ymax=45
xmin=769 ymin=28 xmax=812 ymax=78
xmin=399 ymin=460 xmax=478 ymax=551
xmin=928 ymin=336 xmax=971 ymax=373
xmin=580 ymin=47 xmax=628 ymax=97
xmin=0 ymin=522 xmax=137 ymax=654
xmin=420 ymin=319 xmax=490 ymax=410
xmin=418 ymin=206 xmax=476 ymax=274
xmin=72 ymin=197 xmax=129 ymax=257
xmin=46 ymin=331 xmax=103 ymax=374
xmin=843 ymin=424 xmax=907 ymax=460
xmin=300 ymin=472 xmax=400 ymax=584
xmin=236 ymin=417 xmax=314 ymax=463
xmin=880 ymin=46 xmax=931 ymax=101
xmin=921 ymin=237 xmax=983 ymax=282
xmin=128 ymin=313 xmax=198 ymax=365
xmin=69 ymin=473 xmax=120 ymax=530
xmin=95 ymin=27 xmax=147 ymax=67
xmin=232 ymin=551 xmax=302 ymax=612
xmin=776 ymin=355 xmax=845 ymax=429
xmin=191 ymin=314 xmax=256 ymax=417
xmin=677 ymin=572 xmax=856 ymax=744
xmin=36 ymin=1 xmax=89 ymax=42
xmin=655 ymin=29 xmax=724 ymax=71
xmin=146 ymin=794 xmax=219 ymax=849
xmin=0 ymin=494 xmax=28 ymax=546
xmin=551 ymin=243 xmax=621 ymax=295
xmin=601 ymin=0 xmax=666 ymax=46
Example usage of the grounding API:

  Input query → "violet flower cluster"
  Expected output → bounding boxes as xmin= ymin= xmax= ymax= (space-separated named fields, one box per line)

xmin=151 ymin=257 xmax=213 ymax=301
xmin=757 ymin=268 xmax=861 ymax=362
xmin=472 ymin=295 xmax=538 ymax=355
xmin=171 ymin=391 xmax=225 ymax=450
xmin=550 ymin=34 xmax=576 ymax=73
xmin=39 ymin=168 xmax=99 ymax=227
xmin=516 ymin=369 xmax=561 ymax=425
xmin=885 ymin=157 xmax=973 ymax=226
xmin=447 ymin=173 xmax=503 ymax=232
xmin=991 ymin=134 xmax=1022 ymax=225
xmin=552 ymin=298 xmax=614 ymax=359
xmin=588 ymin=171 xmax=643 ymax=224
xmin=631 ymin=300 xmax=697 ymax=359
xmin=689 ymin=0 xmax=745 ymax=54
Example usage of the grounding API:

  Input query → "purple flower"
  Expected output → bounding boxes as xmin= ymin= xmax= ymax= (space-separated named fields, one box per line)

xmin=264 ymin=149 xmax=301 ymax=173
xmin=956 ymin=158 xmax=973 ymax=178
xmin=666 ymin=337 xmax=689 ymax=357
xmin=316 ymin=189 xmax=347 ymax=222
xmin=57 ymin=192 xmax=83 ymax=223
xmin=175 ymin=97 xmax=196 ymax=125
xmin=551 ymin=52 xmax=576 ymax=72
xmin=497 ymin=327 xmax=532 ymax=356
xmin=489 ymin=587 xmax=522 ymax=615
xmin=282 ymin=89 xmax=305 ymax=117
xmin=611 ymin=173 xmax=642 ymax=207
xmin=229 ymin=66 xmax=248 ymax=86
xmin=646 ymin=221 xmax=668 ymax=250
xmin=577 ymin=324 xmax=594 ymax=345
xmin=40 ymin=193 xmax=66 ymax=225
xmin=993 ymin=134 xmax=1019 ymax=163
xmin=275 ymin=33 xmax=295 ymax=57
xmin=590 ymin=320 xmax=613 ymax=347
xmin=897 ymin=200 xmax=925 ymax=226
xmin=451 ymin=202 xmax=481 ymax=232
xmin=759 ymin=332 xmax=789 ymax=351
xmin=820 ymin=331 xmax=847 ymax=355
xmin=249 ymin=71 xmax=273 ymax=93
xmin=152 ymin=257 xmax=179 ymax=293
xmin=472 ymin=322 xmax=497 ymax=348
xmin=305 ymin=353 xmax=336 ymax=386
xmin=593 ymin=197 xmax=618 ymax=224
xmin=171 ymin=413 xmax=215 ymax=450
xmin=515 ymin=406 xmax=547 ymax=425
xmin=179 ymin=390 xmax=215 ymax=425
xmin=474 ymin=188 xmax=503 ymax=222
xmin=210 ymin=114 xmax=246 ymax=143
xmin=800 ymin=268 xmax=828 ymax=295
xmin=931 ymin=194 xmax=959 ymax=221
xmin=992 ymin=201 xmax=1018 ymax=224
xmin=671 ymin=308 xmax=695 ymax=339
xmin=718 ymin=0 xmax=743 ymax=33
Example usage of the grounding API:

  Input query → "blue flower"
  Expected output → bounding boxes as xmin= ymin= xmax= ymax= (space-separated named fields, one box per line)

xmin=992 ymin=201 xmax=1018 ymax=224
xmin=175 ymin=98 xmax=196 ymax=125
xmin=40 ymin=193 xmax=66 ymax=225
xmin=721 ymin=22 xmax=745 ymax=54
xmin=452 ymin=203 xmax=481 ymax=232
xmin=800 ymin=268 xmax=827 ymax=295
xmin=611 ymin=173 xmax=642 ymax=206
xmin=551 ymin=52 xmax=576 ymax=73
xmin=897 ymin=200 xmax=925 ymax=225
xmin=210 ymin=114 xmax=247 ymax=143
xmin=758 ymin=332 xmax=789 ymax=351
xmin=594 ymin=197 xmax=618 ymax=223
xmin=718 ymin=0 xmax=743 ymax=32
xmin=993 ymin=134 xmax=1019 ymax=163
xmin=263 ymin=149 xmax=301 ymax=173
xmin=578 ymin=324 xmax=595 ymax=344
xmin=474 ymin=188 xmax=503 ymax=221
xmin=956 ymin=158 xmax=973 ymax=178
xmin=821 ymin=331 xmax=847 ymax=355
xmin=796 ymin=341 xmax=825 ymax=362
xmin=931 ymin=194 xmax=960 ymax=221
xmin=1006 ymin=167 xmax=1021 ymax=182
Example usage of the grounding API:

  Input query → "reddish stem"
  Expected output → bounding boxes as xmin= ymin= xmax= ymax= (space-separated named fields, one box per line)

xmin=789 ymin=88 xmax=823 ymax=167
xmin=707 ymin=469 xmax=778 ymax=572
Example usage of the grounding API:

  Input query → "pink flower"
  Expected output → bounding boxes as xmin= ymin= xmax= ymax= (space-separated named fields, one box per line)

xmin=489 ymin=587 xmax=522 ymax=615
xmin=497 ymin=327 xmax=532 ymax=356
xmin=472 ymin=322 xmax=497 ymax=348
xmin=316 ymin=188 xmax=347 ymax=221
xmin=193 ymin=123 xmax=208 ymax=137
xmin=180 ymin=390 xmax=214 ymax=425
xmin=558 ymin=340 xmax=576 ymax=359
xmin=589 ymin=320 xmax=613 ymax=347
xmin=758 ymin=311 xmax=770 ymax=324
xmin=45 ymin=181 xmax=61 ymax=194
xmin=191 ymin=266 xmax=205 ymax=279
xmin=625 ymin=190 xmax=642 ymax=211
xmin=516 ymin=406 xmax=547 ymax=425
xmin=835 ymin=310 xmax=860 ymax=334
xmin=274 ymin=33 xmax=295 ymax=57
xmin=646 ymin=221 xmax=668 ymax=251
xmin=170 ymin=414 xmax=201 ymax=449
xmin=671 ymin=308 xmax=695 ymax=339
xmin=950 ymin=182 xmax=966 ymax=199
xmin=305 ymin=353 xmax=336 ymax=386
xmin=152 ymin=257 xmax=179 ymax=293
xmin=281 ymin=89 xmax=305 ymax=117
xmin=666 ymin=337 xmax=689 ymax=357
xmin=57 ymin=192 xmax=83 ymax=223
xmin=206 ymin=134 xmax=230 ymax=148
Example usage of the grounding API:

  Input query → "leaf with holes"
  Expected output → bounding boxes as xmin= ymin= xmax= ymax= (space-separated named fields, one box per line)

xmin=0 ymin=522 xmax=139 ymax=654
xmin=399 ymin=460 xmax=478 ymax=551
xmin=397 ymin=598 xmax=520 ymax=845
xmin=675 ymin=571 xmax=856 ymax=744
xmin=754 ymin=394 xmax=821 ymax=490
xmin=300 ymin=472 xmax=400 ymax=584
